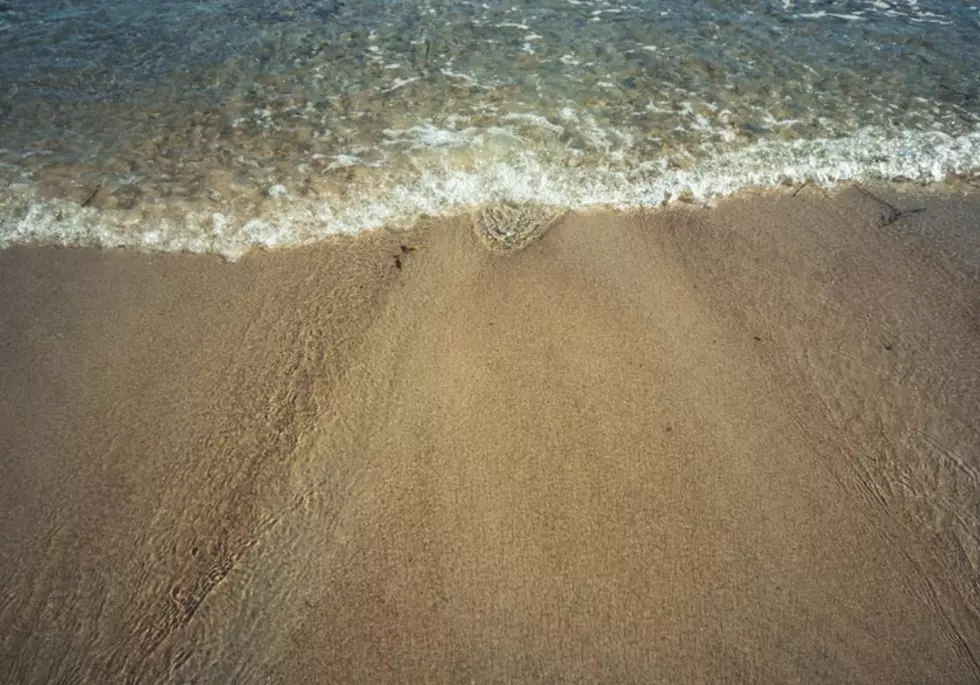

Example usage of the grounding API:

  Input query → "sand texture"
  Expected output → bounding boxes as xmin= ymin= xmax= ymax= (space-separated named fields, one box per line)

xmin=1 ymin=185 xmax=979 ymax=683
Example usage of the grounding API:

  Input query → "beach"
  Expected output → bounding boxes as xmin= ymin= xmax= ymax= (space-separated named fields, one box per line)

xmin=1 ymin=184 xmax=979 ymax=683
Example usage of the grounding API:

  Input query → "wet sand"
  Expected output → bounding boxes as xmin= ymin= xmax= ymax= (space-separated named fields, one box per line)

xmin=1 ymin=184 xmax=979 ymax=683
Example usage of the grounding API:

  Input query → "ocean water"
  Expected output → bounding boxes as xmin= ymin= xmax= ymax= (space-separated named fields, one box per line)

xmin=1 ymin=0 xmax=978 ymax=259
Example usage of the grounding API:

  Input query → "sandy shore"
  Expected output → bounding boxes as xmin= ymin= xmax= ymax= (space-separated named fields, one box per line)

xmin=1 ymin=184 xmax=979 ymax=683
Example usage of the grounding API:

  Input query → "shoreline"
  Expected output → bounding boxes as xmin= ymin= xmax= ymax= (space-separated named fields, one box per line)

xmin=1 ymin=185 xmax=979 ymax=683
xmin=3 ymin=142 xmax=980 ymax=261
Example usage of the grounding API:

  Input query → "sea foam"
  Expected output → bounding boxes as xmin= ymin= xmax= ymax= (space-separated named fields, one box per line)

xmin=1 ymin=127 xmax=978 ymax=261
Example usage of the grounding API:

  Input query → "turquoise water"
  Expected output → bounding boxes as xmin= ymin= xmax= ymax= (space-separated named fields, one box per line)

xmin=1 ymin=0 xmax=979 ymax=258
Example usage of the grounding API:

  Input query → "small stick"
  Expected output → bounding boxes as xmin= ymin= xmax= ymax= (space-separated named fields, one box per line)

xmin=854 ymin=184 xmax=926 ymax=227
xmin=792 ymin=180 xmax=808 ymax=198
xmin=81 ymin=184 xmax=101 ymax=208
xmin=939 ymin=84 xmax=973 ymax=101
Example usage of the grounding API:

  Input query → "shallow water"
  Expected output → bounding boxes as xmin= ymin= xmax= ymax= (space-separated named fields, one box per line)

xmin=1 ymin=0 xmax=979 ymax=258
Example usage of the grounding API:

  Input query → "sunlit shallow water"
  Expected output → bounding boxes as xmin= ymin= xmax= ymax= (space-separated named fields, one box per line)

xmin=1 ymin=0 xmax=978 ymax=258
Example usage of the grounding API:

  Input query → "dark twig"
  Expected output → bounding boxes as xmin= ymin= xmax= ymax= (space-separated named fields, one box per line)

xmin=792 ymin=180 xmax=809 ymax=197
xmin=854 ymin=184 xmax=926 ymax=227
xmin=936 ymin=85 xmax=979 ymax=123
xmin=80 ymin=184 xmax=101 ymax=208
xmin=954 ymin=110 xmax=978 ymax=124
xmin=939 ymin=84 xmax=973 ymax=102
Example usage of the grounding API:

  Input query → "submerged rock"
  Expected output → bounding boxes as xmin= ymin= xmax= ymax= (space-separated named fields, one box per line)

xmin=473 ymin=202 xmax=563 ymax=253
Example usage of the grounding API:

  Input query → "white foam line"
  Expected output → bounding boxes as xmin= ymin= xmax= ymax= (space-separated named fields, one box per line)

xmin=2 ymin=128 xmax=979 ymax=261
xmin=500 ymin=113 xmax=564 ymax=134
xmin=797 ymin=11 xmax=865 ymax=21
xmin=441 ymin=68 xmax=478 ymax=84
xmin=382 ymin=76 xmax=419 ymax=93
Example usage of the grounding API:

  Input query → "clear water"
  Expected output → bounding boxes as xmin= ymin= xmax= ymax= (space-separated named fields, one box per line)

xmin=1 ymin=0 xmax=979 ymax=258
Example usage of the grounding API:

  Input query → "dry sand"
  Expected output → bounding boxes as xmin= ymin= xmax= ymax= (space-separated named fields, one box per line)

xmin=1 ymin=184 xmax=979 ymax=684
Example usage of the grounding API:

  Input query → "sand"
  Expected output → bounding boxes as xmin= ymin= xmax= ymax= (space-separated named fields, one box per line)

xmin=1 ymin=183 xmax=979 ymax=684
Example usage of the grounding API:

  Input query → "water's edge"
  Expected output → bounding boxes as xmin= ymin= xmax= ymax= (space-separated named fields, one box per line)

xmin=2 ymin=126 xmax=978 ymax=260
